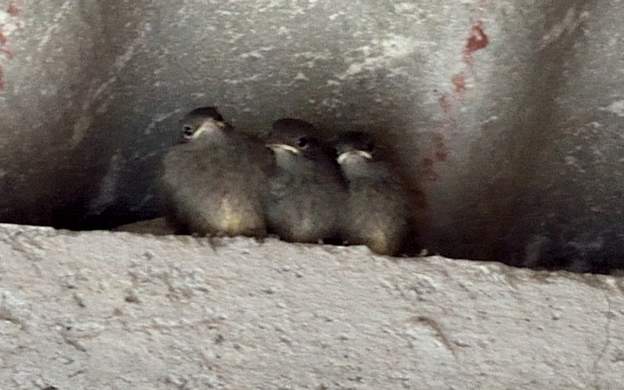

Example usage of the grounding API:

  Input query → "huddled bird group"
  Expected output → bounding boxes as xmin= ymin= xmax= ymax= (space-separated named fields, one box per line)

xmin=160 ymin=106 xmax=416 ymax=256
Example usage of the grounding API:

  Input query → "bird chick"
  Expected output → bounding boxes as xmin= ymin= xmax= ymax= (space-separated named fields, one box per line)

xmin=334 ymin=131 xmax=411 ymax=256
xmin=160 ymin=107 xmax=273 ymax=237
xmin=264 ymin=119 xmax=346 ymax=243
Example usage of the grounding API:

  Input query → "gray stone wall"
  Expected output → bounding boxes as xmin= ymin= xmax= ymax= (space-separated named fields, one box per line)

xmin=1 ymin=1 xmax=623 ymax=269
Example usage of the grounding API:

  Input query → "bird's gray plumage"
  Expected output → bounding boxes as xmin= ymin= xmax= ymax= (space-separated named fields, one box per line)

xmin=334 ymin=131 xmax=411 ymax=255
xmin=264 ymin=119 xmax=347 ymax=243
xmin=160 ymin=107 xmax=273 ymax=237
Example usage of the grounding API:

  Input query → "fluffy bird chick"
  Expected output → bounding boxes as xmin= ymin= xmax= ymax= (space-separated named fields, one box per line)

xmin=264 ymin=119 xmax=347 ymax=243
xmin=334 ymin=132 xmax=411 ymax=256
xmin=160 ymin=107 xmax=273 ymax=237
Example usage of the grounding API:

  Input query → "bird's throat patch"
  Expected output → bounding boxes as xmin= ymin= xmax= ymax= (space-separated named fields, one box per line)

xmin=217 ymin=198 xmax=245 ymax=234
xmin=368 ymin=229 xmax=391 ymax=254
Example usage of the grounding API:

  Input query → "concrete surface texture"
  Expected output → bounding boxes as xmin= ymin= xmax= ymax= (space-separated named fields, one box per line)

xmin=0 ymin=223 xmax=623 ymax=389
xmin=1 ymin=1 xmax=624 ymax=270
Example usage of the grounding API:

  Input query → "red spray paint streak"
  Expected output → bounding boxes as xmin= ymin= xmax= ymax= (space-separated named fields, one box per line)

xmin=438 ymin=94 xmax=451 ymax=114
xmin=0 ymin=2 xmax=22 ymax=91
xmin=424 ymin=20 xmax=490 ymax=182
xmin=7 ymin=2 xmax=20 ymax=16
xmin=0 ymin=36 xmax=13 ymax=59
xmin=451 ymin=72 xmax=466 ymax=93
xmin=432 ymin=133 xmax=449 ymax=162
xmin=421 ymin=157 xmax=439 ymax=182
xmin=463 ymin=21 xmax=490 ymax=65
xmin=419 ymin=129 xmax=451 ymax=182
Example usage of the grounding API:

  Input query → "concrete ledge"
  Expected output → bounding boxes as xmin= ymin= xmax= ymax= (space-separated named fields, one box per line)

xmin=0 ymin=223 xmax=623 ymax=389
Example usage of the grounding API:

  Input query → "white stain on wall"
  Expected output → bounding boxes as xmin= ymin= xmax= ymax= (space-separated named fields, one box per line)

xmin=337 ymin=34 xmax=424 ymax=80
xmin=602 ymin=100 xmax=624 ymax=117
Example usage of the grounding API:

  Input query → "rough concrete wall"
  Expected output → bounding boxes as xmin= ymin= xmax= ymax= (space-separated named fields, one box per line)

xmin=1 ymin=1 xmax=624 ymax=269
xmin=0 ymin=223 xmax=623 ymax=389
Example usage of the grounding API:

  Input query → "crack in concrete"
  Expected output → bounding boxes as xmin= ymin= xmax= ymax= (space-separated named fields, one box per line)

xmin=2 ymin=231 xmax=45 ymax=262
xmin=409 ymin=315 xmax=459 ymax=361
xmin=591 ymin=290 xmax=613 ymax=390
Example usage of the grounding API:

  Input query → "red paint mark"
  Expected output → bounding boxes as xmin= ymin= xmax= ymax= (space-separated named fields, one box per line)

xmin=423 ymin=19 xmax=488 ymax=183
xmin=432 ymin=134 xmax=445 ymax=144
xmin=0 ymin=2 xmax=22 ymax=91
xmin=0 ymin=32 xmax=12 ymax=59
xmin=465 ymin=22 xmax=489 ymax=53
xmin=7 ymin=2 xmax=20 ymax=16
xmin=432 ymin=134 xmax=449 ymax=162
xmin=435 ymin=150 xmax=448 ymax=162
xmin=435 ymin=22 xmax=489 ymax=118
xmin=425 ymin=172 xmax=440 ymax=182
xmin=452 ymin=72 xmax=466 ymax=93
xmin=0 ymin=48 xmax=12 ymax=59
xmin=0 ymin=31 xmax=6 ymax=89
xmin=421 ymin=157 xmax=440 ymax=182
xmin=420 ymin=133 xmax=450 ymax=182
xmin=463 ymin=21 xmax=489 ymax=63
xmin=438 ymin=94 xmax=451 ymax=114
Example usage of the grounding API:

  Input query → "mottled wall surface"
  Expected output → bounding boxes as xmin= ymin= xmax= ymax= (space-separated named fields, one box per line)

xmin=0 ymin=0 xmax=622 ymax=271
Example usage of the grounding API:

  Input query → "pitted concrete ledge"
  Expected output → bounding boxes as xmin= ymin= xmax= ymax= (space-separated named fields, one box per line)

xmin=0 ymin=223 xmax=622 ymax=390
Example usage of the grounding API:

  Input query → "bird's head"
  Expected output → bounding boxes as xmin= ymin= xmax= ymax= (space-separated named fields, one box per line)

xmin=266 ymin=119 xmax=325 ymax=164
xmin=334 ymin=131 xmax=376 ymax=166
xmin=179 ymin=106 xmax=231 ymax=143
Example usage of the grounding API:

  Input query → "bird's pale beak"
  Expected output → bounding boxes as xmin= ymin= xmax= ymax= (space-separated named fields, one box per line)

xmin=267 ymin=143 xmax=301 ymax=155
xmin=192 ymin=119 xmax=225 ymax=140
xmin=337 ymin=150 xmax=373 ymax=164
xmin=182 ymin=129 xmax=195 ymax=142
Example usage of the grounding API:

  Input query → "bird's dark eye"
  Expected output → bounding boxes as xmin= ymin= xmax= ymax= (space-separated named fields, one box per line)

xmin=183 ymin=125 xmax=194 ymax=136
xmin=297 ymin=137 xmax=309 ymax=148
